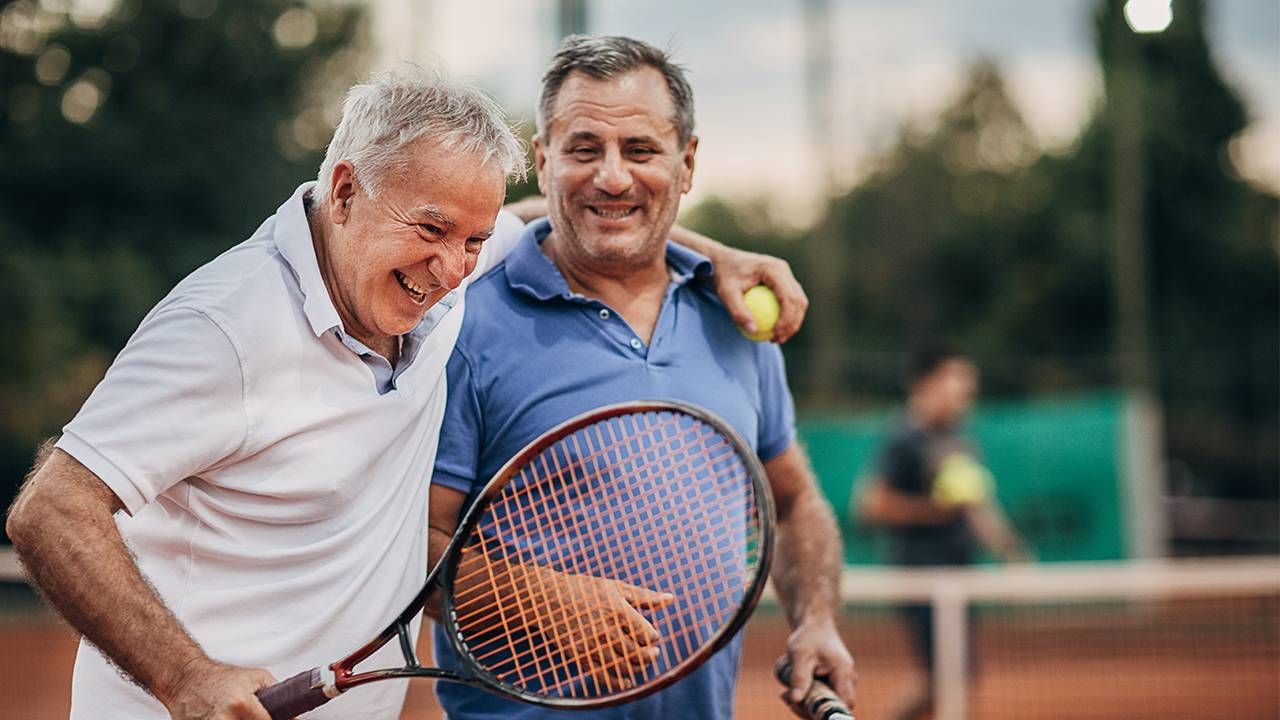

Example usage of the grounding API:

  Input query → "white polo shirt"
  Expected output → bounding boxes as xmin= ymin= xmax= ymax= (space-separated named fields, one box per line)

xmin=56 ymin=183 xmax=523 ymax=720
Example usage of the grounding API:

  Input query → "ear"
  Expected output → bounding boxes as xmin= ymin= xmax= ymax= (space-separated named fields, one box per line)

xmin=329 ymin=161 xmax=358 ymax=225
xmin=532 ymin=135 xmax=550 ymax=196
xmin=679 ymin=135 xmax=698 ymax=195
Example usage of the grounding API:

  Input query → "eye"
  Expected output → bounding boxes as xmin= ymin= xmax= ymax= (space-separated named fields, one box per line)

xmin=627 ymin=147 xmax=657 ymax=161
xmin=465 ymin=238 xmax=486 ymax=254
xmin=419 ymin=224 xmax=444 ymax=236
xmin=570 ymin=147 xmax=599 ymax=160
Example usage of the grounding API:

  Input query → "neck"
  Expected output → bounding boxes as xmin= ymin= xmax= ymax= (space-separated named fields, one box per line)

xmin=543 ymin=231 xmax=672 ymax=345
xmin=542 ymin=232 xmax=670 ymax=301
xmin=307 ymin=208 xmax=399 ymax=363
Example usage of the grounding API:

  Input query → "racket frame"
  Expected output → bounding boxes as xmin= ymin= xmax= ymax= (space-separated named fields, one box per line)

xmin=318 ymin=399 xmax=776 ymax=708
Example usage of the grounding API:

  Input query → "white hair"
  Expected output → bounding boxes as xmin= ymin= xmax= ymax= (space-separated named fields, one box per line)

xmin=314 ymin=64 xmax=526 ymax=205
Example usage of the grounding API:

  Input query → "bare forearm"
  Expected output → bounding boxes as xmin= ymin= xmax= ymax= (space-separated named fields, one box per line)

xmin=7 ymin=451 xmax=208 ymax=704
xmin=967 ymin=503 xmax=1027 ymax=560
xmin=773 ymin=490 xmax=843 ymax=628
xmin=861 ymin=482 xmax=957 ymax=527
xmin=423 ymin=525 xmax=457 ymax=622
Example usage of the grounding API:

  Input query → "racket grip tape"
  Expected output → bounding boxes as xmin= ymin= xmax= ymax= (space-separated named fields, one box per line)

xmin=256 ymin=666 xmax=335 ymax=719
xmin=773 ymin=656 xmax=855 ymax=720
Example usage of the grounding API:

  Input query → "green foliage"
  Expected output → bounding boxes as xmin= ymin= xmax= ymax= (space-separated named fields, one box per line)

xmin=0 ymin=0 xmax=366 ymax=517
xmin=684 ymin=1 xmax=1277 ymax=500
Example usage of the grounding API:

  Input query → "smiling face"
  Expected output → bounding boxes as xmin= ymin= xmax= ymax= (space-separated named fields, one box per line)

xmin=534 ymin=67 xmax=697 ymax=272
xmin=316 ymin=137 xmax=506 ymax=350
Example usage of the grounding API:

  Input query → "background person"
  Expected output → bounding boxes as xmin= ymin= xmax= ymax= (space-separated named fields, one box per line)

xmin=857 ymin=342 xmax=1028 ymax=720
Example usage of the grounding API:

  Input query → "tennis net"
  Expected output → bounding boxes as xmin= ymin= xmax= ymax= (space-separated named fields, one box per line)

xmin=738 ymin=556 xmax=1280 ymax=720
xmin=2 ymin=552 xmax=1277 ymax=719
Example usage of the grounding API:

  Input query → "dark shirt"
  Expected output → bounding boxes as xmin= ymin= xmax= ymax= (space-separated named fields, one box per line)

xmin=876 ymin=416 xmax=978 ymax=566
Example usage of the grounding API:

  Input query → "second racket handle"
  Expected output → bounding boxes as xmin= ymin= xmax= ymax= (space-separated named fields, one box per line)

xmin=256 ymin=666 xmax=334 ymax=720
xmin=773 ymin=656 xmax=855 ymax=720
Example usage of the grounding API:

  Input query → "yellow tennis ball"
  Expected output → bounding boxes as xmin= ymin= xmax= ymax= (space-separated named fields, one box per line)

xmin=931 ymin=454 xmax=992 ymax=506
xmin=739 ymin=285 xmax=780 ymax=342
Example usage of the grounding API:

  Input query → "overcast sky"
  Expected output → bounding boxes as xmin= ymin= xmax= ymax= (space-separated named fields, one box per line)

xmin=374 ymin=0 xmax=1279 ymax=216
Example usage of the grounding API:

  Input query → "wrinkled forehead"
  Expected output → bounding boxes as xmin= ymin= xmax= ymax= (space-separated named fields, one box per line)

xmin=545 ymin=68 xmax=680 ymax=141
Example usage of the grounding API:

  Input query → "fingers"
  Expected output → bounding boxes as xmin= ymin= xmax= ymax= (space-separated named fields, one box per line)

xmin=613 ymin=580 xmax=675 ymax=611
xmin=779 ymin=691 xmax=804 ymax=719
xmin=760 ymin=262 xmax=808 ymax=344
xmin=719 ymin=279 xmax=757 ymax=335
xmin=787 ymin=650 xmax=818 ymax=705
xmin=236 ymin=669 xmax=278 ymax=720
xmin=829 ymin=658 xmax=858 ymax=709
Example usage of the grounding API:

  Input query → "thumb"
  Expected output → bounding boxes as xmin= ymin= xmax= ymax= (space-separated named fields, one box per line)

xmin=717 ymin=280 xmax=757 ymax=333
xmin=787 ymin=652 xmax=817 ymax=704
xmin=614 ymin=581 xmax=675 ymax=610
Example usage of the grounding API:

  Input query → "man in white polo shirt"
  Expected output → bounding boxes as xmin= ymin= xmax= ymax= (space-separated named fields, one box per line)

xmin=6 ymin=67 xmax=808 ymax=720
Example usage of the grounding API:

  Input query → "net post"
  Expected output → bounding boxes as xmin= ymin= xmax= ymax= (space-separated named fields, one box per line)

xmin=933 ymin=585 xmax=968 ymax=720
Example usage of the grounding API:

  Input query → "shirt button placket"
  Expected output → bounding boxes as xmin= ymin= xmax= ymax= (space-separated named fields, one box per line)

xmin=629 ymin=337 xmax=643 ymax=351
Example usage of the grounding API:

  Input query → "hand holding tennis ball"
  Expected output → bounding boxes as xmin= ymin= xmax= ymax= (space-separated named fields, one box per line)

xmin=931 ymin=454 xmax=993 ymax=506
xmin=739 ymin=285 xmax=780 ymax=341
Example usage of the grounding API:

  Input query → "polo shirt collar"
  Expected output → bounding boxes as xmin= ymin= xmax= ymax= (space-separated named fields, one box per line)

xmin=505 ymin=217 xmax=714 ymax=301
xmin=272 ymin=182 xmax=345 ymax=338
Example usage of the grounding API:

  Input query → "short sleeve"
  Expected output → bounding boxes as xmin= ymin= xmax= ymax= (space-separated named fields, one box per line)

xmin=755 ymin=343 xmax=797 ymax=462
xmin=56 ymin=308 xmax=248 ymax=515
xmin=471 ymin=209 xmax=527 ymax=279
xmin=877 ymin=429 xmax=925 ymax=494
xmin=432 ymin=347 xmax=485 ymax=496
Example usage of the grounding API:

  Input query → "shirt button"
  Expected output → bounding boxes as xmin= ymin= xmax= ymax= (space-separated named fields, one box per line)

xmin=598 ymin=308 xmax=611 ymax=320
xmin=629 ymin=337 xmax=642 ymax=350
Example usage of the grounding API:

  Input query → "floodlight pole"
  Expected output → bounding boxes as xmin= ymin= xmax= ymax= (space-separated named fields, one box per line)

xmin=802 ymin=0 xmax=847 ymax=406
xmin=1110 ymin=4 xmax=1155 ymax=396
xmin=558 ymin=0 xmax=588 ymax=38
xmin=1111 ymin=1 xmax=1169 ymax=560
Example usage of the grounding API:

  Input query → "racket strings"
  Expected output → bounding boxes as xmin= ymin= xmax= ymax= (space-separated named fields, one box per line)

xmin=452 ymin=415 xmax=696 ymax=685
xmin=454 ymin=418 xmax=740 ymax=629
xmin=451 ymin=410 xmax=763 ymax=700
xmin=460 ymin=415 xmax=752 ymax=691
xmin=450 ymin=414 xmax=687 ymax=619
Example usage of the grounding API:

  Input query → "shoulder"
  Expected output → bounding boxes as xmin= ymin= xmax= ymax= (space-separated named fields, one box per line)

xmin=151 ymin=234 xmax=319 ymax=370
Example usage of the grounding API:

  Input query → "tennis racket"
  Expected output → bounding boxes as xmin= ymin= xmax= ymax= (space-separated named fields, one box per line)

xmin=774 ymin=656 xmax=855 ymax=720
xmin=256 ymin=400 xmax=775 ymax=718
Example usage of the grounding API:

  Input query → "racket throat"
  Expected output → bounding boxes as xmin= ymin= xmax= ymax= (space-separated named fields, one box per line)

xmin=318 ymin=665 xmax=343 ymax=699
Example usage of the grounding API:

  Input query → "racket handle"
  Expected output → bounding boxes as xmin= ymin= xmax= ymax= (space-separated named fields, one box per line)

xmin=774 ymin=656 xmax=855 ymax=720
xmin=256 ymin=667 xmax=335 ymax=720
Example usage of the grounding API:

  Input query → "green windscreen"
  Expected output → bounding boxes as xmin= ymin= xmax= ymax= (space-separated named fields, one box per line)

xmin=799 ymin=392 xmax=1128 ymax=564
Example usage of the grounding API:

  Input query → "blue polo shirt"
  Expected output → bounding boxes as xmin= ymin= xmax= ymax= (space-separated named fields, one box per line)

xmin=431 ymin=218 xmax=796 ymax=720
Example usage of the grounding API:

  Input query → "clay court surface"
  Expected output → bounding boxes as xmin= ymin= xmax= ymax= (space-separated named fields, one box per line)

xmin=2 ymin=596 xmax=1276 ymax=720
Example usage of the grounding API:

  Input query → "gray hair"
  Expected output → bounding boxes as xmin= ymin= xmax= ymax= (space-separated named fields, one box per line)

xmin=537 ymin=35 xmax=695 ymax=147
xmin=315 ymin=64 xmax=526 ymax=204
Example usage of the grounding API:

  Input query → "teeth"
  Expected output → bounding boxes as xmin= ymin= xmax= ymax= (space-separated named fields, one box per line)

xmin=593 ymin=207 xmax=635 ymax=220
xmin=396 ymin=271 xmax=427 ymax=298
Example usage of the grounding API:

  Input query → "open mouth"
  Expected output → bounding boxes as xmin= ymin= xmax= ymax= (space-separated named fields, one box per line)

xmin=394 ymin=270 xmax=428 ymax=304
xmin=588 ymin=206 xmax=639 ymax=220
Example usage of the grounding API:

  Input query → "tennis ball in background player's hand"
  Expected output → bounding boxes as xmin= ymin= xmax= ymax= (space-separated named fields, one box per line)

xmin=739 ymin=285 xmax=780 ymax=341
xmin=931 ymin=453 xmax=993 ymax=506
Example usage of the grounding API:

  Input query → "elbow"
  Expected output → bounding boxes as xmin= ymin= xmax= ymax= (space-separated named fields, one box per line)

xmin=5 ymin=487 xmax=39 ymax=552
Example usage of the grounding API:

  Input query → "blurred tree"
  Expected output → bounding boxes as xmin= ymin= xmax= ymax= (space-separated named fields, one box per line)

xmin=684 ymin=0 xmax=1277 ymax=510
xmin=0 ymin=0 xmax=367 ymax=536
xmin=1087 ymin=0 xmax=1278 ymax=504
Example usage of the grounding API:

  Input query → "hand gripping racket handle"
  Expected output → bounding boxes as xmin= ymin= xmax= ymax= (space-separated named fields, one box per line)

xmin=774 ymin=656 xmax=855 ymax=720
xmin=256 ymin=667 xmax=335 ymax=720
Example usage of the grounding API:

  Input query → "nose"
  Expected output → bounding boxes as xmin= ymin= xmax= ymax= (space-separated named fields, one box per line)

xmin=429 ymin=244 xmax=469 ymax=290
xmin=594 ymin=148 xmax=633 ymax=196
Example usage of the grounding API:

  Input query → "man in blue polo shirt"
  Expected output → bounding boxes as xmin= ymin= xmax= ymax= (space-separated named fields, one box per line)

xmin=427 ymin=36 xmax=856 ymax=719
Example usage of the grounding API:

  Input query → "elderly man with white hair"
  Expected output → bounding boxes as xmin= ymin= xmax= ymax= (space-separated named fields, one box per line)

xmin=6 ymin=66 xmax=806 ymax=720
